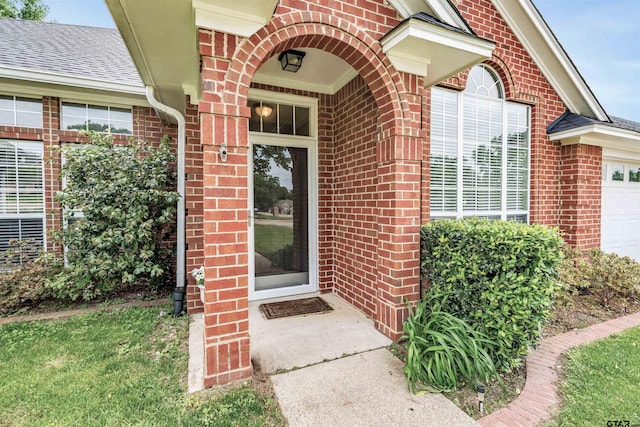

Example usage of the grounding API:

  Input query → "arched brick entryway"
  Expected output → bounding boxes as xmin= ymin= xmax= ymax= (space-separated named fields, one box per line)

xmin=198 ymin=11 xmax=424 ymax=386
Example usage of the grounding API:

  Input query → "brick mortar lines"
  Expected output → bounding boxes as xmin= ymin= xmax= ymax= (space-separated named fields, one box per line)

xmin=478 ymin=311 xmax=640 ymax=427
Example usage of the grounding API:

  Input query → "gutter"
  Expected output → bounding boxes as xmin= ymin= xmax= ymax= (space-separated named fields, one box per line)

xmin=144 ymin=86 xmax=186 ymax=292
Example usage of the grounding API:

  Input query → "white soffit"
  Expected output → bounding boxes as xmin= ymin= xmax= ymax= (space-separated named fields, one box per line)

xmin=253 ymin=49 xmax=358 ymax=95
xmin=492 ymin=0 xmax=608 ymax=121
xmin=549 ymin=125 xmax=640 ymax=153
xmin=106 ymin=0 xmax=199 ymax=114
xmin=192 ymin=0 xmax=278 ymax=37
xmin=381 ymin=18 xmax=495 ymax=86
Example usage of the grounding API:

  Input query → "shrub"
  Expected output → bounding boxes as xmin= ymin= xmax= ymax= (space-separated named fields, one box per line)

xmin=403 ymin=291 xmax=500 ymax=393
xmin=0 ymin=240 xmax=63 ymax=316
xmin=559 ymin=247 xmax=640 ymax=308
xmin=420 ymin=218 xmax=563 ymax=370
xmin=50 ymin=132 xmax=179 ymax=300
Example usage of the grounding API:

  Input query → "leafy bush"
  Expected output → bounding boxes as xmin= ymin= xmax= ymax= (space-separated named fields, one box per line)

xmin=403 ymin=292 xmax=499 ymax=393
xmin=51 ymin=132 xmax=179 ymax=300
xmin=0 ymin=240 xmax=63 ymax=316
xmin=559 ymin=247 xmax=640 ymax=308
xmin=420 ymin=218 xmax=563 ymax=370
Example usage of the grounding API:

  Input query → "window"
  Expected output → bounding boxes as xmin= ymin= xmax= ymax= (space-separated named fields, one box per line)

xmin=0 ymin=95 xmax=43 ymax=128
xmin=61 ymin=102 xmax=133 ymax=134
xmin=0 ymin=140 xmax=45 ymax=257
xmin=430 ymin=65 xmax=530 ymax=222
xmin=248 ymin=99 xmax=310 ymax=136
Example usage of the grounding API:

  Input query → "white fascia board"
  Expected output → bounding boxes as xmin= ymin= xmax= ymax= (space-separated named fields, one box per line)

xmin=549 ymin=124 xmax=640 ymax=143
xmin=382 ymin=19 xmax=494 ymax=78
xmin=388 ymin=0 xmax=469 ymax=30
xmin=0 ymin=65 xmax=146 ymax=97
xmin=550 ymin=125 xmax=640 ymax=154
xmin=0 ymin=79 xmax=150 ymax=107
xmin=491 ymin=0 xmax=608 ymax=121
xmin=192 ymin=0 xmax=277 ymax=37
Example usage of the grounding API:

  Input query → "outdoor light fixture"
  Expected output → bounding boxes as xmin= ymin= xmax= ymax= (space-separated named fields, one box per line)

xmin=477 ymin=384 xmax=486 ymax=414
xmin=253 ymin=103 xmax=273 ymax=117
xmin=278 ymin=49 xmax=306 ymax=72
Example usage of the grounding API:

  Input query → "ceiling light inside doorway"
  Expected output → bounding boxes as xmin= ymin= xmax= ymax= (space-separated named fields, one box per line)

xmin=254 ymin=103 xmax=273 ymax=117
xmin=278 ymin=49 xmax=306 ymax=73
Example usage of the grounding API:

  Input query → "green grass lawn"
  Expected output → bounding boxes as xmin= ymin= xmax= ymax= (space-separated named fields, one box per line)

xmin=550 ymin=326 xmax=640 ymax=427
xmin=254 ymin=223 xmax=292 ymax=256
xmin=0 ymin=306 xmax=282 ymax=426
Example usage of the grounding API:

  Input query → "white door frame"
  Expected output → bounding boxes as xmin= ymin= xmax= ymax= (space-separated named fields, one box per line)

xmin=248 ymin=89 xmax=319 ymax=301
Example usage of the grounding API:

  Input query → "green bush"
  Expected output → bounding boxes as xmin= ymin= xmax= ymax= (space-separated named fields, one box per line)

xmin=420 ymin=218 xmax=563 ymax=370
xmin=50 ymin=132 xmax=179 ymax=300
xmin=559 ymin=247 xmax=640 ymax=308
xmin=403 ymin=291 xmax=499 ymax=393
xmin=0 ymin=240 xmax=63 ymax=316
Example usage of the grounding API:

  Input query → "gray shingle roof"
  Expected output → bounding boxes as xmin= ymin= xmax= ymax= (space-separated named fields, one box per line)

xmin=0 ymin=18 xmax=142 ymax=87
xmin=547 ymin=111 xmax=640 ymax=135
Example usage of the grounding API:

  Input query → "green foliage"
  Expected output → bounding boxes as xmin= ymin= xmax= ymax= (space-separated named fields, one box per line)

xmin=420 ymin=218 xmax=563 ymax=370
xmin=0 ymin=240 xmax=62 ymax=316
xmin=0 ymin=0 xmax=48 ymax=20
xmin=559 ymin=247 xmax=640 ymax=308
xmin=403 ymin=291 xmax=500 ymax=393
xmin=51 ymin=132 xmax=179 ymax=300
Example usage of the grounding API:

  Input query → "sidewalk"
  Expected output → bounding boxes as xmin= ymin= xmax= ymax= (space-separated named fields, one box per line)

xmin=478 ymin=311 xmax=640 ymax=427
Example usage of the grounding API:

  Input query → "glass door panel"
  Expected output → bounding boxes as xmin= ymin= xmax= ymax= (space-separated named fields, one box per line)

xmin=253 ymin=144 xmax=309 ymax=291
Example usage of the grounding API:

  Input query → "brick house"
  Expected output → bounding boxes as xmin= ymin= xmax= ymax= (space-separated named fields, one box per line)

xmin=1 ymin=0 xmax=639 ymax=387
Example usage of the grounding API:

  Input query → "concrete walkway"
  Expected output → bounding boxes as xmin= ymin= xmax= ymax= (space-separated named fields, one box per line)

xmin=478 ymin=311 xmax=640 ymax=427
xmin=250 ymin=292 xmax=479 ymax=426
xmin=272 ymin=347 xmax=479 ymax=427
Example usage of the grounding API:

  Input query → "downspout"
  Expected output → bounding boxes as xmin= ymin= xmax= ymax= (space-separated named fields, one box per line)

xmin=145 ymin=86 xmax=186 ymax=314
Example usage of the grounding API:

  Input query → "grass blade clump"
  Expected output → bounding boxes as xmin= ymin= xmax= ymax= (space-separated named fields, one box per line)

xmin=403 ymin=293 xmax=500 ymax=393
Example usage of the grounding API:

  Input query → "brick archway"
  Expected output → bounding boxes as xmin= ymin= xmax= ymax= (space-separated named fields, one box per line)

xmin=223 ymin=11 xmax=417 ymax=136
xmin=198 ymin=11 xmax=424 ymax=387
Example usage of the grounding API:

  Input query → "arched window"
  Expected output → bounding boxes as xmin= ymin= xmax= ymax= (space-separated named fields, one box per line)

xmin=430 ymin=65 xmax=530 ymax=222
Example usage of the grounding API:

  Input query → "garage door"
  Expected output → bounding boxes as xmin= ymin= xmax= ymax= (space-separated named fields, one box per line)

xmin=601 ymin=159 xmax=640 ymax=262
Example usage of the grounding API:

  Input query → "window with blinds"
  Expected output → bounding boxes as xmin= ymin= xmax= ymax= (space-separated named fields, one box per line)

xmin=430 ymin=65 xmax=530 ymax=222
xmin=0 ymin=140 xmax=45 ymax=256
xmin=0 ymin=95 xmax=43 ymax=128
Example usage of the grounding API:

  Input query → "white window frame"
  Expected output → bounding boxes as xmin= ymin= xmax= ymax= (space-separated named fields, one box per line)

xmin=0 ymin=139 xmax=46 ymax=257
xmin=430 ymin=66 xmax=531 ymax=222
xmin=60 ymin=101 xmax=133 ymax=135
xmin=0 ymin=95 xmax=43 ymax=128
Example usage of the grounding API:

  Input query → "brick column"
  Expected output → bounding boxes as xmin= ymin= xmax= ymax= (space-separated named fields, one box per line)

xmin=559 ymin=143 xmax=602 ymax=249
xmin=200 ymin=108 xmax=252 ymax=386
xmin=375 ymin=133 xmax=422 ymax=340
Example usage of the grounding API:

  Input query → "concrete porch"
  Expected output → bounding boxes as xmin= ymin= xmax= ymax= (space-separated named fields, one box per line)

xmin=249 ymin=292 xmax=392 ymax=373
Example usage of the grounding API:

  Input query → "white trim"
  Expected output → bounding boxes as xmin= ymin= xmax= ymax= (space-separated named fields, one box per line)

xmin=381 ymin=16 xmax=494 ymax=83
xmin=0 ymin=80 xmax=150 ymax=107
xmin=0 ymin=65 xmax=145 ymax=97
xmin=603 ymin=148 xmax=640 ymax=163
xmin=387 ymin=0 xmax=469 ymax=30
xmin=549 ymin=124 xmax=640 ymax=143
xmin=192 ymin=0 xmax=278 ymax=37
xmin=252 ymin=68 xmax=359 ymax=96
xmin=491 ymin=0 xmax=608 ymax=121
xmin=247 ymin=90 xmax=319 ymax=302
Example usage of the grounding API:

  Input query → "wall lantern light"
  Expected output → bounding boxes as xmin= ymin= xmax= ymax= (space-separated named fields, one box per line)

xmin=254 ymin=103 xmax=273 ymax=117
xmin=278 ymin=49 xmax=306 ymax=73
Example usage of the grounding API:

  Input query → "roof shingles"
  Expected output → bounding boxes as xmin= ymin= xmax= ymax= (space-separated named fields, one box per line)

xmin=0 ymin=18 xmax=142 ymax=87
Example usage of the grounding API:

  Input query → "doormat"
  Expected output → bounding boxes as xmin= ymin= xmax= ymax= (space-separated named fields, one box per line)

xmin=259 ymin=297 xmax=333 ymax=319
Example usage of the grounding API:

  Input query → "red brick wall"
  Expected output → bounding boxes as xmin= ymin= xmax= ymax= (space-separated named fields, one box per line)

xmin=435 ymin=0 xmax=567 ymax=228
xmin=0 ymin=97 xmax=182 ymax=254
xmin=560 ymin=144 xmax=602 ymax=248
xmin=332 ymin=76 xmax=379 ymax=317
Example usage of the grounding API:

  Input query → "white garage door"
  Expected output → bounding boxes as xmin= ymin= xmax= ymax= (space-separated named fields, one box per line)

xmin=601 ymin=159 xmax=640 ymax=262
